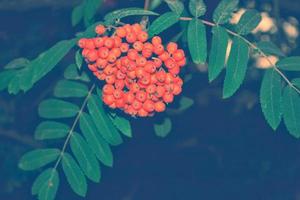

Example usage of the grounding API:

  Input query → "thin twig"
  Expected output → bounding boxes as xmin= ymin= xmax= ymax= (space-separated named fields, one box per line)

xmin=179 ymin=17 xmax=300 ymax=94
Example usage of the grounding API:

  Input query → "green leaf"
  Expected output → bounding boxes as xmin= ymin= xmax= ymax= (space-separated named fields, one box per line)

xmin=154 ymin=118 xmax=172 ymax=138
xmin=70 ymin=133 xmax=101 ymax=183
xmin=80 ymin=113 xmax=113 ymax=167
xmin=292 ymin=78 xmax=300 ymax=88
xmin=223 ymin=37 xmax=249 ymax=98
xmin=208 ymin=26 xmax=229 ymax=82
xmin=19 ymin=39 xmax=76 ymax=92
xmin=35 ymin=121 xmax=70 ymax=140
xmin=39 ymin=99 xmax=80 ymax=119
xmin=189 ymin=0 xmax=206 ymax=17
xmin=148 ymin=12 xmax=180 ymax=38
xmin=260 ymin=69 xmax=282 ymax=130
xmin=87 ymin=94 xmax=123 ymax=146
xmin=83 ymin=0 xmax=103 ymax=26
xmin=256 ymin=41 xmax=285 ymax=57
xmin=75 ymin=50 xmax=83 ymax=70
xmin=62 ymin=153 xmax=87 ymax=197
xmin=213 ymin=0 xmax=239 ymax=25
xmin=7 ymin=76 xmax=21 ymax=95
xmin=277 ymin=57 xmax=300 ymax=71
xmin=282 ymin=86 xmax=300 ymax=138
xmin=187 ymin=19 xmax=207 ymax=64
xmin=64 ymin=64 xmax=90 ymax=82
xmin=4 ymin=57 xmax=30 ymax=69
xmin=18 ymin=149 xmax=60 ymax=171
xmin=164 ymin=0 xmax=184 ymax=15
xmin=32 ymin=168 xmax=59 ymax=200
xmin=235 ymin=9 xmax=262 ymax=35
xmin=0 ymin=70 xmax=16 ymax=91
xmin=72 ymin=4 xmax=83 ymax=27
xmin=76 ymin=22 xmax=102 ymax=38
xmin=104 ymin=8 xmax=158 ymax=25
xmin=110 ymin=115 xmax=132 ymax=138
xmin=54 ymin=80 xmax=88 ymax=98
xmin=178 ymin=96 xmax=194 ymax=111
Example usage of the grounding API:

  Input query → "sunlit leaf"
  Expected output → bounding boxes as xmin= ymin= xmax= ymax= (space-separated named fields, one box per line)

xmin=62 ymin=153 xmax=87 ymax=197
xmin=35 ymin=121 xmax=70 ymax=140
xmin=39 ymin=99 xmax=79 ymax=119
xmin=154 ymin=118 xmax=172 ymax=138
xmin=223 ymin=37 xmax=249 ymax=98
xmin=256 ymin=41 xmax=285 ymax=57
xmin=35 ymin=169 xmax=59 ymax=200
xmin=70 ymin=133 xmax=101 ymax=182
xmin=80 ymin=113 xmax=113 ymax=167
xmin=164 ymin=0 xmax=184 ymax=15
xmin=187 ymin=19 xmax=207 ymax=64
xmin=64 ymin=64 xmax=90 ymax=82
xmin=235 ymin=9 xmax=262 ymax=35
xmin=189 ymin=0 xmax=206 ymax=17
xmin=54 ymin=80 xmax=88 ymax=98
xmin=18 ymin=149 xmax=60 ymax=171
xmin=148 ymin=12 xmax=180 ymax=38
xmin=72 ymin=4 xmax=83 ymax=27
xmin=32 ymin=168 xmax=56 ymax=195
xmin=208 ymin=26 xmax=229 ymax=82
xmin=213 ymin=0 xmax=239 ymax=25
xmin=75 ymin=50 xmax=83 ymax=70
xmin=282 ymin=86 xmax=300 ymax=138
xmin=0 ymin=70 xmax=16 ymax=91
xmin=104 ymin=8 xmax=158 ymax=25
xmin=4 ymin=57 xmax=30 ymax=69
xmin=260 ymin=69 xmax=282 ymax=130
xmin=110 ymin=114 xmax=132 ymax=138
xmin=277 ymin=57 xmax=300 ymax=71
xmin=87 ymin=94 xmax=123 ymax=146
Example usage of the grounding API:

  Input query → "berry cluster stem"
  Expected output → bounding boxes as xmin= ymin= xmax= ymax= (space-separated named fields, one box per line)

xmin=179 ymin=17 xmax=300 ymax=95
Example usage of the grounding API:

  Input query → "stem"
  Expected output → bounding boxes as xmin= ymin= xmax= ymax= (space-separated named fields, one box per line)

xmin=47 ymin=83 xmax=96 ymax=186
xmin=179 ymin=17 xmax=300 ymax=94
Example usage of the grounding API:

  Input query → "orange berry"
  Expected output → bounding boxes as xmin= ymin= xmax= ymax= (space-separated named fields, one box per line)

xmin=154 ymin=44 xmax=164 ymax=55
xmin=143 ymin=100 xmax=155 ymax=112
xmin=87 ymin=50 xmax=98 ymax=62
xmin=124 ymin=92 xmax=135 ymax=104
xmin=154 ymin=101 xmax=166 ymax=112
xmin=156 ymin=71 xmax=166 ymax=82
xmin=130 ymin=83 xmax=140 ymax=93
xmin=103 ymin=94 xmax=115 ymax=105
xmin=103 ymin=84 xmax=115 ymax=94
xmin=156 ymin=86 xmax=166 ymax=97
xmin=165 ymin=84 xmax=174 ymax=93
xmin=104 ymin=65 xmax=116 ymax=75
xmin=144 ymin=62 xmax=156 ymax=73
xmin=136 ymin=56 xmax=147 ymax=67
xmin=132 ymin=100 xmax=142 ymax=110
xmin=152 ymin=36 xmax=162 ymax=45
xmin=127 ymin=49 xmax=138 ymax=60
xmin=114 ymin=79 xmax=125 ymax=90
xmin=116 ymin=70 xmax=126 ymax=80
xmin=133 ymin=41 xmax=144 ymax=52
xmin=136 ymin=91 xmax=147 ymax=102
xmin=177 ymin=57 xmax=186 ymax=67
xmin=138 ymin=108 xmax=149 ymax=117
xmin=116 ymin=98 xmax=125 ymax=108
xmin=163 ymin=93 xmax=174 ymax=103
xmin=88 ymin=64 xmax=97 ymax=72
xmin=82 ymin=49 xmax=90 ymax=57
xmin=116 ymin=27 xmax=127 ymax=38
xmin=173 ymin=49 xmax=185 ymax=61
xmin=132 ymin=23 xmax=142 ymax=34
xmin=126 ymin=32 xmax=137 ymax=43
xmin=138 ymin=31 xmax=148 ymax=42
xmin=165 ymin=58 xmax=177 ymax=69
xmin=153 ymin=58 xmax=162 ymax=68
xmin=166 ymin=42 xmax=178 ymax=54
xmin=127 ymin=70 xmax=136 ymax=79
xmin=78 ymin=38 xmax=87 ymax=48
xmin=104 ymin=37 xmax=115 ymax=49
xmin=110 ymin=48 xmax=121 ymax=58
xmin=172 ymin=84 xmax=182 ymax=95
xmin=142 ymin=48 xmax=153 ymax=58
xmin=93 ymin=37 xmax=104 ymax=48
xmin=113 ymin=89 xmax=123 ymax=99
xmin=143 ymin=42 xmax=154 ymax=51
xmin=85 ymin=39 xmax=95 ymax=49
xmin=150 ymin=74 xmax=158 ymax=84
xmin=146 ymin=84 xmax=156 ymax=94
xmin=98 ymin=47 xmax=109 ymax=59
xmin=123 ymin=24 xmax=132 ymax=34
xmin=107 ymin=54 xmax=117 ymax=63
xmin=96 ymin=58 xmax=108 ymax=69
xmin=169 ymin=66 xmax=180 ymax=75
xmin=120 ymin=43 xmax=129 ymax=53
xmin=159 ymin=51 xmax=170 ymax=61
xmin=95 ymin=25 xmax=106 ymax=35
xmin=113 ymin=36 xmax=122 ymax=47
xmin=105 ymin=75 xmax=116 ymax=84
xmin=165 ymin=73 xmax=174 ymax=84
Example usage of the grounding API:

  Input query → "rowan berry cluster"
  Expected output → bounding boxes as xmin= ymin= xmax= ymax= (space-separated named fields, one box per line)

xmin=78 ymin=23 xmax=186 ymax=117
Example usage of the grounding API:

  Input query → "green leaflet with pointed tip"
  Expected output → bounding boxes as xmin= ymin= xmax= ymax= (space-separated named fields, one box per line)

xmin=75 ymin=50 xmax=83 ymax=70
xmin=164 ymin=0 xmax=184 ymax=15
xmin=39 ymin=99 xmax=80 ymax=119
xmin=256 ymin=41 xmax=285 ymax=57
xmin=104 ymin=8 xmax=158 ymax=25
xmin=83 ymin=0 xmax=103 ymax=26
xmin=277 ymin=57 xmax=300 ymax=71
xmin=260 ymin=69 xmax=282 ymax=130
xmin=148 ymin=12 xmax=180 ymax=38
xmin=87 ymin=94 xmax=123 ymax=146
xmin=223 ymin=37 xmax=249 ymax=98
xmin=213 ymin=0 xmax=239 ymax=25
xmin=64 ymin=64 xmax=90 ymax=82
xmin=19 ymin=39 xmax=76 ymax=92
xmin=178 ymin=96 xmax=194 ymax=111
xmin=110 ymin=115 xmax=132 ymax=138
xmin=32 ymin=168 xmax=59 ymax=200
xmin=4 ymin=57 xmax=30 ymax=69
xmin=72 ymin=4 xmax=83 ymax=27
xmin=189 ymin=0 xmax=206 ymax=17
xmin=235 ymin=9 xmax=262 ymax=35
xmin=80 ymin=113 xmax=113 ymax=167
xmin=8 ymin=67 xmax=31 ymax=94
xmin=282 ymin=86 xmax=300 ymax=138
xmin=154 ymin=118 xmax=172 ymax=138
xmin=208 ymin=26 xmax=229 ymax=82
xmin=62 ymin=153 xmax=87 ymax=197
xmin=18 ymin=149 xmax=60 ymax=171
xmin=70 ymin=133 xmax=101 ymax=183
xmin=0 ymin=70 xmax=16 ymax=91
xmin=187 ymin=19 xmax=207 ymax=64
xmin=35 ymin=121 xmax=70 ymax=140
xmin=54 ymin=80 xmax=88 ymax=98
xmin=292 ymin=79 xmax=300 ymax=88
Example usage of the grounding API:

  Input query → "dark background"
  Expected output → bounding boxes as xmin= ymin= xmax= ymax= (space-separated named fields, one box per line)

xmin=0 ymin=0 xmax=300 ymax=199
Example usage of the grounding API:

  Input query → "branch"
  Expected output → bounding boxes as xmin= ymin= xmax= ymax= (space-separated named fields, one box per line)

xmin=179 ymin=17 xmax=300 ymax=95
